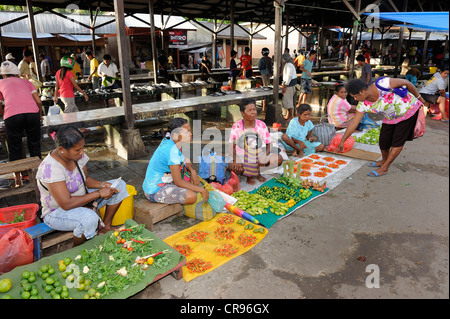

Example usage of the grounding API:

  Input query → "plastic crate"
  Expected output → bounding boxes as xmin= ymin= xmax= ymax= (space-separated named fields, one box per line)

xmin=0 ymin=204 xmax=39 ymax=239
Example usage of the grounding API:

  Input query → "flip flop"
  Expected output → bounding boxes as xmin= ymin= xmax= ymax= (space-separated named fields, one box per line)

xmin=441 ymin=120 xmax=449 ymax=123
xmin=367 ymin=162 xmax=380 ymax=167
xmin=368 ymin=170 xmax=388 ymax=177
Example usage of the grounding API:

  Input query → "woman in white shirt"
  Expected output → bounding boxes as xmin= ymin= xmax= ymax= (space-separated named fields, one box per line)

xmin=419 ymin=67 xmax=449 ymax=122
xmin=281 ymin=53 xmax=298 ymax=121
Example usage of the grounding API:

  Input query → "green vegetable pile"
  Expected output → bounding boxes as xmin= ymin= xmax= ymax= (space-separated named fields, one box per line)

xmin=354 ymin=126 xmax=381 ymax=145
xmin=233 ymin=190 xmax=290 ymax=216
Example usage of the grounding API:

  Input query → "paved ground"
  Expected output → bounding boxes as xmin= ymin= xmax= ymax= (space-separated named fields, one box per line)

xmin=3 ymin=114 xmax=447 ymax=300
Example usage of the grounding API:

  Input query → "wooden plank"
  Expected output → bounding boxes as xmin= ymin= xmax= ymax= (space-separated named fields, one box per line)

xmin=41 ymin=231 xmax=73 ymax=249
xmin=25 ymin=222 xmax=53 ymax=239
xmin=325 ymin=148 xmax=381 ymax=161
xmin=0 ymin=157 xmax=41 ymax=175
xmin=0 ymin=183 xmax=37 ymax=198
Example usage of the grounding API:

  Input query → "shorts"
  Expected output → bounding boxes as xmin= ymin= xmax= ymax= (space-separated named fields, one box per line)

xmin=379 ymin=109 xmax=419 ymax=149
xmin=43 ymin=179 xmax=129 ymax=239
xmin=421 ymin=93 xmax=440 ymax=105
xmin=60 ymin=97 xmax=79 ymax=113
xmin=145 ymin=183 xmax=188 ymax=205
xmin=282 ymin=86 xmax=296 ymax=109
xmin=300 ymin=78 xmax=312 ymax=94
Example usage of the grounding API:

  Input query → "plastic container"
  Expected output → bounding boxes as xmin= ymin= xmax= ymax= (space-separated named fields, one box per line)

xmin=99 ymin=184 xmax=137 ymax=226
xmin=429 ymin=66 xmax=437 ymax=74
xmin=0 ymin=204 xmax=39 ymax=239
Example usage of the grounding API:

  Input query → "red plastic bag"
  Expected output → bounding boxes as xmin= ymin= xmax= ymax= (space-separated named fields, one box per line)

xmin=224 ymin=171 xmax=240 ymax=193
xmin=413 ymin=108 xmax=425 ymax=139
xmin=326 ymin=133 xmax=355 ymax=153
xmin=0 ymin=228 xmax=34 ymax=275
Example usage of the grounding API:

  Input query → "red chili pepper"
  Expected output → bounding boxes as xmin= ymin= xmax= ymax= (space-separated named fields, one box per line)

xmin=120 ymin=229 xmax=132 ymax=232
xmin=131 ymin=238 xmax=145 ymax=244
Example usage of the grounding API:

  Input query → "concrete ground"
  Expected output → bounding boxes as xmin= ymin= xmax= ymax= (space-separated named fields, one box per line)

xmin=3 ymin=113 xmax=447 ymax=300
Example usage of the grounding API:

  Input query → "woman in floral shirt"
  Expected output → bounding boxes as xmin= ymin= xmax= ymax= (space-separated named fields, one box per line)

xmin=337 ymin=77 xmax=425 ymax=177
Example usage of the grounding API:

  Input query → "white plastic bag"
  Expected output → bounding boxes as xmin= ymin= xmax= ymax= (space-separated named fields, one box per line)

xmin=48 ymin=104 xmax=63 ymax=115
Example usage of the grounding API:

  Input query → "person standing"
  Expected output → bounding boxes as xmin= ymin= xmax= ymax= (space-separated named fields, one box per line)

xmin=240 ymin=46 xmax=253 ymax=78
xmin=338 ymin=77 xmax=425 ymax=177
xmin=39 ymin=53 xmax=51 ymax=82
xmin=229 ymin=50 xmax=241 ymax=91
xmin=18 ymin=49 xmax=33 ymax=80
xmin=297 ymin=50 xmax=316 ymax=107
xmin=0 ymin=61 xmax=43 ymax=187
xmin=356 ymin=54 xmax=372 ymax=85
xmin=86 ymin=51 xmax=100 ymax=90
xmin=98 ymin=54 xmax=120 ymax=89
xmin=53 ymin=56 xmax=89 ymax=113
xmin=258 ymin=47 xmax=272 ymax=88
xmin=281 ymin=53 xmax=297 ymax=121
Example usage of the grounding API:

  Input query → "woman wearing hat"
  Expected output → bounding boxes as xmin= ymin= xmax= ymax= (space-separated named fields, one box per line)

xmin=53 ymin=56 xmax=88 ymax=113
xmin=0 ymin=61 xmax=43 ymax=187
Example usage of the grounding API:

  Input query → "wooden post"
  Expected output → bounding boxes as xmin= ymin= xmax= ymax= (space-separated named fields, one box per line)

xmin=230 ymin=0 xmax=235 ymax=52
xmin=114 ymin=0 xmax=134 ymax=130
xmin=212 ymin=16 xmax=217 ymax=68
xmin=349 ymin=19 xmax=359 ymax=79
xmin=421 ymin=31 xmax=430 ymax=75
xmin=26 ymin=0 xmax=42 ymax=82
xmin=149 ymin=0 xmax=158 ymax=84
xmin=394 ymin=26 xmax=404 ymax=77
xmin=273 ymin=1 xmax=282 ymax=106
xmin=89 ymin=4 xmax=96 ymax=55
xmin=0 ymin=28 xmax=5 ymax=61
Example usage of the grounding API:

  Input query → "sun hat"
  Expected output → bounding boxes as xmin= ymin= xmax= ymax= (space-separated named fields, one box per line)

xmin=0 ymin=61 xmax=20 ymax=75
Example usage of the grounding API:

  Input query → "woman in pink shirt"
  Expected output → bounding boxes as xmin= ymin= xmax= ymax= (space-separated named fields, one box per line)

xmin=0 ymin=61 xmax=43 ymax=187
xmin=53 ymin=56 xmax=88 ymax=113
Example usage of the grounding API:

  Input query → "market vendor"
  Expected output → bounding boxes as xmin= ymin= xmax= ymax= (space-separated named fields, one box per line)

xmin=142 ymin=118 xmax=208 ymax=205
xmin=36 ymin=126 xmax=129 ymax=247
xmin=228 ymin=98 xmax=283 ymax=185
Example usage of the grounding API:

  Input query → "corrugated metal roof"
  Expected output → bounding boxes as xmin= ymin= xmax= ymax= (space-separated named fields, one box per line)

xmin=192 ymin=21 xmax=266 ymax=40
xmin=0 ymin=12 xmax=117 ymax=34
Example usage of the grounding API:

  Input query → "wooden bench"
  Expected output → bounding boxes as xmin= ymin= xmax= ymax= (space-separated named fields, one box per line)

xmin=134 ymin=199 xmax=184 ymax=231
xmin=24 ymin=223 xmax=73 ymax=261
xmin=0 ymin=157 xmax=41 ymax=204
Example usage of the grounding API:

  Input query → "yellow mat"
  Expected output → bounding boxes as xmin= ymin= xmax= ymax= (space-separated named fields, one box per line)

xmin=164 ymin=213 xmax=268 ymax=282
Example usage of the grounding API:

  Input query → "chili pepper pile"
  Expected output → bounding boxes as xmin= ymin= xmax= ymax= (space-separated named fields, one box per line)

xmin=237 ymin=234 xmax=257 ymax=247
xmin=186 ymin=258 xmax=212 ymax=273
xmin=214 ymin=244 xmax=239 ymax=257
xmin=214 ymin=226 xmax=235 ymax=240
xmin=173 ymin=244 xmax=193 ymax=256
xmin=185 ymin=230 xmax=209 ymax=242
xmin=216 ymin=214 xmax=235 ymax=225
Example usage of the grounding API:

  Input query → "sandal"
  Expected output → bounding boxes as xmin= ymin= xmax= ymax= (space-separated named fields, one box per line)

xmin=367 ymin=162 xmax=381 ymax=167
xmin=368 ymin=170 xmax=388 ymax=177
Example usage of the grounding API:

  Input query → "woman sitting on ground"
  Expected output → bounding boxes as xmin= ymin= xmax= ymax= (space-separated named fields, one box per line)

xmin=142 ymin=118 xmax=208 ymax=205
xmin=36 ymin=126 xmax=128 ymax=247
xmin=281 ymin=104 xmax=325 ymax=158
xmin=228 ymin=98 xmax=283 ymax=185
xmin=419 ymin=66 xmax=449 ymax=122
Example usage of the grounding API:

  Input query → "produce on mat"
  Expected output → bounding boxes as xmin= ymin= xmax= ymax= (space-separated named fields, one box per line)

xmin=237 ymin=234 xmax=257 ymax=247
xmin=216 ymin=214 xmax=235 ymax=225
xmin=214 ymin=226 xmax=235 ymax=240
xmin=354 ymin=126 xmax=381 ymax=145
xmin=214 ymin=244 xmax=239 ymax=257
xmin=0 ymin=278 xmax=12 ymax=293
xmin=185 ymin=230 xmax=209 ymax=242
xmin=233 ymin=190 xmax=289 ymax=216
xmin=173 ymin=244 xmax=193 ymax=257
xmin=186 ymin=258 xmax=212 ymax=273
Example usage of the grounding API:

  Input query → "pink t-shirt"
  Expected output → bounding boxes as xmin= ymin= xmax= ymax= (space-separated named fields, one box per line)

xmin=327 ymin=94 xmax=354 ymax=127
xmin=229 ymin=119 xmax=272 ymax=156
xmin=0 ymin=77 xmax=39 ymax=120
xmin=55 ymin=69 xmax=75 ymax=98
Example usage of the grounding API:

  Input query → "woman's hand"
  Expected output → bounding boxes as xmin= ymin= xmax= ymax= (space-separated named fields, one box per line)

xmin=200 ymin=188 xmax=210 ymax=202
xmin=53 ymin=96 xmax=58 ymax=103
xmin=98 ymin=186 xmax=119 ymax=199
xmin=84 ymin=92 xmax=89 ymax=101
xmin=336 ymin=141 xmax=345 ymax=153
xmin=190 ymin=170 xmax=200 ymax=186
xmin=231 ymin=162 xmax=244 ymax=174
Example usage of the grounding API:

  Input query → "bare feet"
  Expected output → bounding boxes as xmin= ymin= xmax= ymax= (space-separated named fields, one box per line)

xmin=246 ymin=177 xmax=256 ymax=185
xmin=256 ymin=175 xmax=266 ymax=183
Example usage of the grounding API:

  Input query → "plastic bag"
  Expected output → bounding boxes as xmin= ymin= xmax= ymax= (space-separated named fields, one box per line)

xmin=326 ymin=133 xmax=355 ymax=153
xmin=0 ymin=228 xmax=34 ymax=275
xmin=198 ymin=147 xmax=228 ymax=184
xmin=48 ymin=104 xmax=63 ymax=115
xmin=413 ymin=108 xmax=426 ymax=139
xmin=224 ymin=171 xmax=240 ymax=193
xmin=208 ymin=191 xmax=226 ymax=213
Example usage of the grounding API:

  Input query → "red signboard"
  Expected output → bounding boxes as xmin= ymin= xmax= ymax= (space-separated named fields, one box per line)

xmin=168 ymin=30 xmax=187 ymax=45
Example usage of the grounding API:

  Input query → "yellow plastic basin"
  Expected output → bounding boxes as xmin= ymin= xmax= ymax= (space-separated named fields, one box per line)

xmin=100 ymin=184 xmax=137 ymax=226
xmin=429 ymin=66 xmax=437 ymax=74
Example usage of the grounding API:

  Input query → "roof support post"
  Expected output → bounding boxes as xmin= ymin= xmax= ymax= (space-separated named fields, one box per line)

xmin=89 ymin=4 xmax=97 ymax=55
xmin=230 ymin=0 xmax=235 ymax=53
xmin=420 ymin=31 xmax=430 ymax=75
xmin=393 ymin=26 xmax=404 ymax=77
xmin=273 ymin=1 xmax=283 ymax=107
xmin=149 ymin=0 xmax=158 ymax=84
xmin=347 ymin=0 xmax=361 ymax=80
xmin=26 ymin=0 xmax=43 ymax=82
xmin=212 ymin=15 xmax=217 ymax=68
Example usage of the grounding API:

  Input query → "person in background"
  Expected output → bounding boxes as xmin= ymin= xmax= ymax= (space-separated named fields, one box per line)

xmin=281 ymin=104 xmax=325 ymax=158
xmin=18 ymin=49 xmax=33 ymax=80
xmin=294 ymin=50 xmax=305 ymax=72
xmin=419 ymin=66 xmax=449 ymax=122
xmin=200 ymin=54 xmax=212 ymax=79
xmin=5 ymin=53 xmax=17 ymax=66
xmin=281 ymin=53 xmax=297 ymax=122
xmin=405 ymin=68 xmax=421 ymax=87
xmin=86 ymin=51 xmax=100 ymax=90
xmin=258 ymin=47 xmax=272 ymax=88
xmin=36 ymin=126 xmax=128 ymax=247
xmin=240 ymin=46 xmax=253 ymax=78
xmin=188 ymin=54 xmax=194 ymax=69
xmin=98 ymin=54 xmax=120 ymax=89
xmin=0 ymin=61 xmax=43 ymax=187
xmin=297 ymin=50 xmax=317 ymax=107
xmin=142 ymin=118 xmax=206 ymax=205
xmin=40 ymin=53 xmax=51 ymax=82
xmin=356 ymin=54 xmax=372 ymax=85
xmin=327 ymin=84 xmax=357 ymax=129
xmin=229 ymin=50 xmax=241 ymax=91
xmin=53 ymin=56 xmax=88 ymax=113
xmin=339 ymin=78 xmax=425 ymax=177
xmin=70 ymin=53 xmax=83 ymax=78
